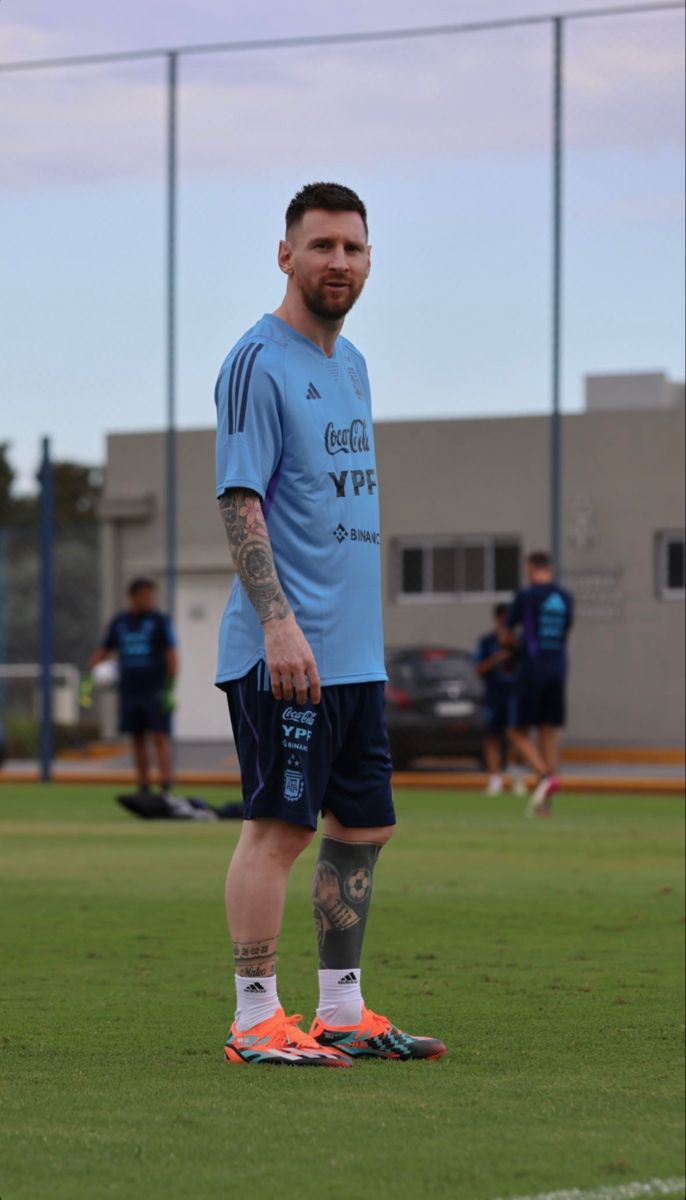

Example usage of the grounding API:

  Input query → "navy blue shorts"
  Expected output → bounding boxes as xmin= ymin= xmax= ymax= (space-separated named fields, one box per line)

xmin=222 ymin=663 xmax=395 ymax=831
xmin=509 ymin=663 xmax=567 ymax=730
xmin=484 ymin=690 xmax=513 ymax=737
xmin=119 ymin=693 xmax=171 ymax=735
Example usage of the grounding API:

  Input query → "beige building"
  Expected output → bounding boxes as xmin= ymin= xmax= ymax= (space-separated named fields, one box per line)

xmin=99 ymin=373 xmax=685 ymax=746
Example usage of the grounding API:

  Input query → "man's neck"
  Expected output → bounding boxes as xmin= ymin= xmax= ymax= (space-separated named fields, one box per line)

xmin=273 ymin=295 xmax=343 ymax=358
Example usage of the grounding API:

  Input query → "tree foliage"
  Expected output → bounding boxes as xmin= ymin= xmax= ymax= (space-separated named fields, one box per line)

xmin=0 ymin=444 xmax=102 ymax=681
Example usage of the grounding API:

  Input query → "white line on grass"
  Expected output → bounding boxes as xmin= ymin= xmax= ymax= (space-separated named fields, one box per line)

xmin=494 ymin=1177 xmax=686 ymax=1200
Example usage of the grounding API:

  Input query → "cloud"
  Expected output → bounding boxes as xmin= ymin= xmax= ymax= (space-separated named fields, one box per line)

xmin=0 ymin=12 xmax=683 ymax=188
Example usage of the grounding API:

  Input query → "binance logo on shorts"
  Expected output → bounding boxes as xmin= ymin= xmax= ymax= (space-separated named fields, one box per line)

xmin=283 ymin=755 xmax=305 ymax=804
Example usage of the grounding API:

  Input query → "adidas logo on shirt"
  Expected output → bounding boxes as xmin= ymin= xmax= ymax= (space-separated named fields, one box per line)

xmin=337 ymin=971 xmax=358 ymax=985
xmin=306 ymin=382 xmax=322 ymax=400
xmin=244 ymin=981 xmax=267 ymax=993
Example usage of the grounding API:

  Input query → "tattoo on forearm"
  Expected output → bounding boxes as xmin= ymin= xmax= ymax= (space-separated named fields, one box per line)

xmin=232 ymin=936 xmax=279 ymax=978
xmin=218 ymin=490 xmax=291 ymax=624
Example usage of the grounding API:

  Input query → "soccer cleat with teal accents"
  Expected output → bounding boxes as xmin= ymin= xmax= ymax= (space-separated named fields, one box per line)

xmin=224 ymin=1007 xmax=352 ymax=1067
xmin=309 ymin=1006 xmax=447 ymax=1061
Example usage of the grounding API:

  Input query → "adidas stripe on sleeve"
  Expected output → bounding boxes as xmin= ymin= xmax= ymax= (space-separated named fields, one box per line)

xmin=215 ymin=340 xmax=283 ymax=500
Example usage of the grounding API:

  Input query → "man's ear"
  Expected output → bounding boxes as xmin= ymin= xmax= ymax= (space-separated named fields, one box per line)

xmin=365 ymin=244 xmax=372 ymax=279
xmin=278 ymin=239 xmax=293 ymax=276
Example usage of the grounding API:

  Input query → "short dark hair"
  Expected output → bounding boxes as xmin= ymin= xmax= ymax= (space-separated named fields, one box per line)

xmin=493 ymin=602 xmax=509 ymax=619
xmin=527 ymin=551 xmax=553 ymax=570
xmin=128 ymin=577 xmax=156 ymax=597
xmin=285 ymin=182 xmax=368 ymax=238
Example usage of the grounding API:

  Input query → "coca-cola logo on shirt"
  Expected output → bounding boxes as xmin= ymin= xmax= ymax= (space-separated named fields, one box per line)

xmin=324 ymin=418 xmax=370 ymax=457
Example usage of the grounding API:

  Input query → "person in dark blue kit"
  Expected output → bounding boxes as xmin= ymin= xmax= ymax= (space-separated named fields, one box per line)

xmin=473 ymin=603 xmax=527 ymax=797
xmin=87 ymin=578 xmax=178 ymax=796
xmin=505 ymin=551 xmax=574 ymax=816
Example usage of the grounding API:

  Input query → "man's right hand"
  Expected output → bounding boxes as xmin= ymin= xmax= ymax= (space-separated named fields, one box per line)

xmin=263 ymin=613 xmax=321 ymax=705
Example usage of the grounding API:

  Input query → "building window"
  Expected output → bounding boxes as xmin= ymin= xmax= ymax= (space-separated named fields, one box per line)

xmin=395 ymin=538 xmax=521 ymax=600
xmin=657 ymin=531 xmax=685 ymax=598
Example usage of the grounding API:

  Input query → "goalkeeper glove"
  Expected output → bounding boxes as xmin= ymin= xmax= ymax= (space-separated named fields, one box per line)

xmin=161 ymin=679 xmax=177 ymax=712
xmin=79 ymin=673 xmax=94 ymax=709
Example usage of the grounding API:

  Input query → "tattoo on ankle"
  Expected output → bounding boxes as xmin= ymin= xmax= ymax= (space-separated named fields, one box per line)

xmin=232 ymin=936 xmax=279 ymax=977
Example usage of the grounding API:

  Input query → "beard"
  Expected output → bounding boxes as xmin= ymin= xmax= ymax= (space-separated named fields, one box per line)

xmin=301 ymin=278 xmax=364 ymax=321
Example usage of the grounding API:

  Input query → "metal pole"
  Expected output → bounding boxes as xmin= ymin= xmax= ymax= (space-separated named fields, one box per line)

xmin=39 ymin=436 xmax=54 ymax=782
xmin=551 ymin=17 xmax=564 ymax=570
xmin=0 ymin=529 xmax=7 ymax=702
xmin=165 ymin=51 xmax=178 ymax=620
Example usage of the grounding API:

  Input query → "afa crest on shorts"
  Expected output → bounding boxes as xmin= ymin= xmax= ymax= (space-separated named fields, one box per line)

xmin=283 ymin=757 xmax=305 ymax=803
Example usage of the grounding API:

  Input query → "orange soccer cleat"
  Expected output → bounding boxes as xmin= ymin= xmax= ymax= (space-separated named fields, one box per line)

xmin=224 ymin=1008 xmax=353 ymax=1067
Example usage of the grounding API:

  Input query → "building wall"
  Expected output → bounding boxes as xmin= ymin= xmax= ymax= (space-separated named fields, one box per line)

xmin=100 ymin=405 xmax=685 ymax=745
xmin=377 ymin=409 xmax=685 ymax=745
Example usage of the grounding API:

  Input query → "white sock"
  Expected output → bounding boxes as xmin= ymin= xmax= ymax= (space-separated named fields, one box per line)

xmin=317 ymin=968 xmax=363 ymax=1027
xmin=234 ymin=974 xmax=280 ymax=1030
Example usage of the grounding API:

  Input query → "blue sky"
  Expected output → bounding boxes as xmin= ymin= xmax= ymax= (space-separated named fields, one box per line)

xmin=1 ymin=0 xmax=684 ymax=490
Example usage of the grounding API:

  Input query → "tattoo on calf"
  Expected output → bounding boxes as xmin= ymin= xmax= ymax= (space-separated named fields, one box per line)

xmin=218 ymin=489 xmax=291 ymax=624
xmin=313 ymin=862 xmax=360 ymax=932
xmin=312 ymin=839 xmax=380 ymax=970
xmin=232 ymin=936 xmax=279 ymax=978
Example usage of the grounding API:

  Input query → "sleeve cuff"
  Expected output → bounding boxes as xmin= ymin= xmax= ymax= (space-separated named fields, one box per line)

xmin=216 ymin=478 xmax=266 ymax=501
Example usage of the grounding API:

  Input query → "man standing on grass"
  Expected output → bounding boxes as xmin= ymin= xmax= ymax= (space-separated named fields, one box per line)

xmin=473 ymin=603 xmax=528 ymax=798
xmin=86 ymin=578 xmax=177 ymax=797
xmin=505 ymin=551 xmax=574 ymax=817
xmin=214 ymin=182 xmax=446 ymax=1067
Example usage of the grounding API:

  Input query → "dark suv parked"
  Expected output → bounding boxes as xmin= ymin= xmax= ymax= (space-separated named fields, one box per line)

xmin=385 ymin=646 xmax=485 ymax=770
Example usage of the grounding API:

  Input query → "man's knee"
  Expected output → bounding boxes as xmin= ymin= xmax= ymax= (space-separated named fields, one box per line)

xmin=371 ymin=824 xmax=394 ymax=848
xmin=322 ymin=812 xmax=395 ymax=847
xmin=242 ymin=818 xmax=315 ymax=866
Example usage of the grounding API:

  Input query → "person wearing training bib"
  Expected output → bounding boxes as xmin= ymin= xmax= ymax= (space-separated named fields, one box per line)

xmin=215 ymin=182 xmax=446 ymax=1068
xmin=473 ymin=604 xmax=527 ymax=798
xmin=86 ymin=577 xmax=177 ymax=796
xmin=505 ymin=551 xmax=575 ymax=817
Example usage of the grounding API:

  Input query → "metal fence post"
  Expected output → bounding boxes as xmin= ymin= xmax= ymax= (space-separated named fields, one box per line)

xmin=39 ymin=436 xmax=54 ymax=782
xmin=165 ymin=50 xmax=178 ymax=622
xmin=550 ymin=16 xmax=565 ymax=571
xmin=551 ymin=16 xmax=564 ymax=571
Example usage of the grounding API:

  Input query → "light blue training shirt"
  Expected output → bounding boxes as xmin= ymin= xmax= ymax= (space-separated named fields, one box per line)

xmin=214 ymin=313 xmax=386 ymax=687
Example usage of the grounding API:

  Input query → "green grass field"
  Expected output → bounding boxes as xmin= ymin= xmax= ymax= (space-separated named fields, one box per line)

xmin=1 ymin=785 xmax=683 ymax=1200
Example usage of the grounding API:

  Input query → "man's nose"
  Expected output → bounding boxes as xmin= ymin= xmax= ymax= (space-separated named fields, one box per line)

xmin=328 ymin=245 xmax=349 ymax=271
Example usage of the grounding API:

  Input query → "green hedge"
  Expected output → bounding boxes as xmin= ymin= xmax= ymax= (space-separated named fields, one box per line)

xmin=4 ymin=714 xmax=101 ymax=759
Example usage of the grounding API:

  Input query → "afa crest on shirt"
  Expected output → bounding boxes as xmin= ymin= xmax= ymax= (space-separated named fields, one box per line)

xmin=347 ymin=366 xmax=365 ymax=400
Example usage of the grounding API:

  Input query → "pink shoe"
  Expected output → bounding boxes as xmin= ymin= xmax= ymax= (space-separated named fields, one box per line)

xmin=526 ymin=775 xmax=560 ymax=817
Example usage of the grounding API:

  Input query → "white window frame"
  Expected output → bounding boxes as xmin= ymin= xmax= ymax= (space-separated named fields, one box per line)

xmin=656 ymin=530 xmax=686 ymax=600
xmin=394 ymin=536 xmax=521 ymax=604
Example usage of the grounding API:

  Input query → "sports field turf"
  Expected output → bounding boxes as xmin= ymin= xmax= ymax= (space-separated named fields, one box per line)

xmin=1 ymin=785 xmax=683 ymax=1200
